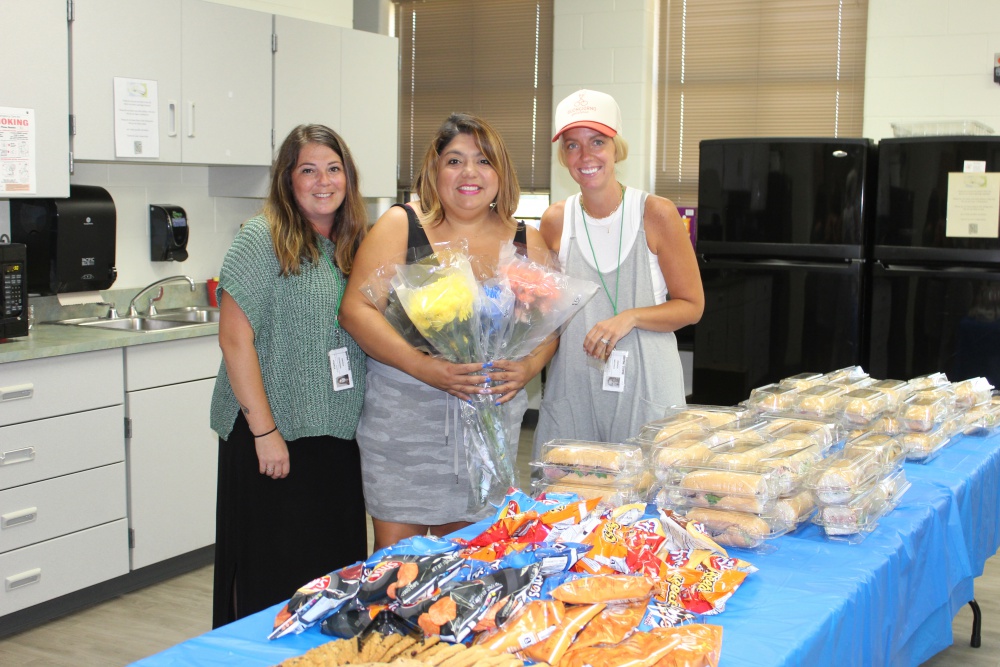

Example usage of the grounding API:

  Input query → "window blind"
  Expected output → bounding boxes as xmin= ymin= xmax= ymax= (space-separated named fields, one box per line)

xmin=654 ymin=0 xmax=868 ymax=206
xmin=393 ymin=0 xmax=553 ymax=192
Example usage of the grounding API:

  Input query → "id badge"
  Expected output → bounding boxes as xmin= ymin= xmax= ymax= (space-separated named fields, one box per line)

xmin=329 ymin=347 xmax=355 ymax=391
xmin=602 ymin=349 xmax=628 ymax=393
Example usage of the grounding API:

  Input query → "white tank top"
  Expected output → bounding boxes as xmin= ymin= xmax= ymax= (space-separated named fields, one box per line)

xmin=557 ymin=187 xmax=669 ymax=305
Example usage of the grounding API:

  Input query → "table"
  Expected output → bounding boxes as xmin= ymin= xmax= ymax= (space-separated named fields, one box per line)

xmin=130 ymin=431 xmax=1000 ymax=667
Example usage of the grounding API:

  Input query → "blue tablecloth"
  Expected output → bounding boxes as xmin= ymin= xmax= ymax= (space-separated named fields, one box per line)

xmin=131 ymin=431 xmax=1000 ymax=667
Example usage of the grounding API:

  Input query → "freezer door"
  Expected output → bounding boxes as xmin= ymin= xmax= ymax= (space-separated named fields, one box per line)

xmin=691 ymin=257 xmax=866 ymax=405
xmin=868 ymin=262 xmax=1000 ymax=387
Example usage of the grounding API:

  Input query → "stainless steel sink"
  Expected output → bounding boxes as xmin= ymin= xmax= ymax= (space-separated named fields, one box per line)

xmin=149 ymin=306 xmax=221 ymax=323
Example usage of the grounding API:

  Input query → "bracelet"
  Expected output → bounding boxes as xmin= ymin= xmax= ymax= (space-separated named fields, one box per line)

xmin=252 ymin=425 xmax=278 ymax=439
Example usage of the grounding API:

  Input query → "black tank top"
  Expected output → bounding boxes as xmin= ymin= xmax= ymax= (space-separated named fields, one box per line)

xmin=393 ymin=203 xmax=527 ymax=262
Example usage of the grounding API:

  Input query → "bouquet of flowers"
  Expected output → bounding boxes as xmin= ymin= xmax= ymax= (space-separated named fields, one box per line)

xmin=363 ymin=243 xmax=598 ymax=510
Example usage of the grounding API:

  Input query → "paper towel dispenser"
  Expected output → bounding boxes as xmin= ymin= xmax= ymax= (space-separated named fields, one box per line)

xmin=149 ymin=204 xmax=189 ymax=262
xmin=9 ymin=184 xmax=118 ymax=295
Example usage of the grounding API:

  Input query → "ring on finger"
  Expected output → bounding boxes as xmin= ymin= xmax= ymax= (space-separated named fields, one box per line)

xmin=600 ymin=338 xmax=610 ymax=345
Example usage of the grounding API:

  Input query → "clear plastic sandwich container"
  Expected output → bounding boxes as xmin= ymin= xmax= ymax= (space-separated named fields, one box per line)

xmin=822 ymin=366 xmax=873 ymax=390
xmin=537 ymin=439 xmax=644 ymax=474
xmin=636 ymin=412 xmax=711 ymax=443
xmin=840 ymin=387 xmax=892 ymax=425
xmin=807 ymin=447 xmax=888 ymax=505
xmin=711 ymin=417 xmax=776 ymax=445
xmin=656 ymin=466 xmax=787 ymax=514
xmin=867 ymin=379 xmax=913 ymax=409
xmin=755 ymin=442 xmax=826 ymax=496
xmin=897 ymin=391 xmax=955 ymax=432
xmin=952 ymin=377 xmax=994 ymax=409
xmin=907 ymin=371 xmax=949 ymax=391
xmin=779 ymin=372 xmax=825 ymax=391
xmin=963 ymin=403 xmax=1000 ymax=436
xmin=646 ymin=430 xmax=729 ymax=480
xmin=760 ymin=414 xmax=845 ymax=452
xmin=793 ymin=384 xmax=848 ymax=418
xmin=662 ymin=404 xmax=754 ymax=429
xmin=675 ymin=505 xmax=802 ymax=550
xmin=531 ymin=478 xmax=647 ymax=505
xmin=531 ymin=460 xmax=648 ymax=487
xmin=901 ymin=419 xmax=960 ymax=463
xmin=842 ymin=433 xmax=906 ymax=470
xmin=747 ymin=383 xmax=800 ymax=413
xmin=813 ymin=468 xmax=911 ymax=544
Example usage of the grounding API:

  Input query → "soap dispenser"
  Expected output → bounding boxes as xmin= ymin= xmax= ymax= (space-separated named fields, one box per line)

xmin=149 ymin=204 xmax=189 ymax=261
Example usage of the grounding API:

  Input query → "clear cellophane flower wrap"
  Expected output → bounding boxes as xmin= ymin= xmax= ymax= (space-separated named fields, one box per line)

xmin=494 ymin=246 xmax=599 ymax=360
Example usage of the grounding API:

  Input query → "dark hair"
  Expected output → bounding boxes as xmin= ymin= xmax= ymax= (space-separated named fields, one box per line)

xmin=413 ymin=113 xmax=520 ymax=230
xmin=265 ymin=124 xmax=368 ymax=275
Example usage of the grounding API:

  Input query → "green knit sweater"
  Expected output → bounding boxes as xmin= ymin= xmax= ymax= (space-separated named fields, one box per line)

xmin=210 ymin=215 xmax=366 ymax=441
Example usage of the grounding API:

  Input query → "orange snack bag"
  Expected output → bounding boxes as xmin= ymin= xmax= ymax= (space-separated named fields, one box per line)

xmin=474 ymin=599 xmax=565 ymax=653
xmin=561 ymin=624 xmax=723 ymax=667
xmin=551 ymin=574 xmax=655 ymax=604
xmin=571 ymin=600 xmax=647 ymax=650
xmin=521 ymin=603 xmax=605 ymax=664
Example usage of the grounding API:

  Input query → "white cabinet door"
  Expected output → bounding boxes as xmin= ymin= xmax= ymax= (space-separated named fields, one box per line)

xmin=340 ymin=30 xmax=398 ymax=198
xmin=126 ymin=377 xmax=217 ymax=570
xmin=71 ymin=0 xmax=271 ymax=166
xmin=273 ymin=16 xmax=342 ymax=151
xmin=179 ymin=0 xmax=273 ymax=166
xmin=0 ymin=0 xmax=69 ymax=197
xmin=71 ymin=0 xmax=183 ymax=162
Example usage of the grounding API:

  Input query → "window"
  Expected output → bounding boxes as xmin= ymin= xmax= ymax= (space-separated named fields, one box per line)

xmin=393 ymin=0 xmax=553 ymax=193
xmin=654 ymin=0 xmax=869 ymax=206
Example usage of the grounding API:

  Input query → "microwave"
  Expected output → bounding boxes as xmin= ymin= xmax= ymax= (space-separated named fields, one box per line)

xmin=1 ymin=244 xmax=29 ymax=339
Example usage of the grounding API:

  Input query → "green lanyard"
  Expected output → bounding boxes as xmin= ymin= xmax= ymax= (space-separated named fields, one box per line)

xmin=319 ymin=245 xmax=343 ymax=329
xmin=580 ymin=184 xmax=626 ymax=316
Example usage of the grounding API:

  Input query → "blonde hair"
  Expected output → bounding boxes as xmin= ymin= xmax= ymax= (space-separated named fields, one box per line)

xmin=557 ymin=134 xmax=629 ymax=168
xmin=265 ymin=124 xmax=368 ymax=276
xmin=413 ymin=113 xmax=519 ymax=230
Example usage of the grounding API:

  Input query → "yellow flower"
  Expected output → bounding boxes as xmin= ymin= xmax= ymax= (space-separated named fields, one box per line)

xmin=402 ymin=270 xmax=476 ymax=334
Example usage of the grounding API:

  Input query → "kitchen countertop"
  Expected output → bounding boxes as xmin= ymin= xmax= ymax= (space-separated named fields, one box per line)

xmin=0 ymin=321 xmax=219 ymax=364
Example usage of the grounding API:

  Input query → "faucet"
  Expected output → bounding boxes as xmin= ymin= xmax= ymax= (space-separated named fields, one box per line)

xmin=128 ymin=276 xmax=196 ymax=317
xmin=95 ymin=301 xmax=120 ymax=320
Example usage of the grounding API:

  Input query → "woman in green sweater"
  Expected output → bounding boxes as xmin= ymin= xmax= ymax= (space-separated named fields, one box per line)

xmin=209 ymin=125 xmax=368 ymax=627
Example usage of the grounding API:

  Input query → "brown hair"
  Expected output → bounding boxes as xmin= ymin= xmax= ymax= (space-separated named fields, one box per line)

xmin=413 ymin=113 xmax=519 ymax=230
xmin=265 ymin=124 xmax=368 ymax=276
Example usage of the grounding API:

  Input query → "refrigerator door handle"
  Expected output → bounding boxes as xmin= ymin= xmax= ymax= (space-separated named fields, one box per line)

xmin=700 ymin=256 xmax=859 ymax=268
xmin=875 ymin=261 xmax=1000 ymax=279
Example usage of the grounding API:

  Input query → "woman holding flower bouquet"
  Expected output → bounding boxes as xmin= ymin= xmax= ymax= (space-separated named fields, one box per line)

xmin=534 ymin=89 xmax=705 ymax=451
xmin=341 ymin=113 xmax=556 ymax=550
xmin=210 ymin=125 xmax=369 ymax=626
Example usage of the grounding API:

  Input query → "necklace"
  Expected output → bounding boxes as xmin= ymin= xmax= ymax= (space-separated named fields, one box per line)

xmin=580 ymin=186 xmax=625 ymax=232
xmin=580 ymin=184 xmax=626 ymax=315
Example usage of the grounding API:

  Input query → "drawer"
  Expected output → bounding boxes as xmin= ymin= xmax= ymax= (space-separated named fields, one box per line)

xmin=0 ymin=519 xmax=129 ymax=617
xmin=0 ymin=349 xmax=123 ymax=427
xmin=0 ymin=406 xmax=125 ymax=491
xmin=125 ymin=336 xmax=221 ymax=391
xmin=0 ymin=463 xmax=126 ymax=554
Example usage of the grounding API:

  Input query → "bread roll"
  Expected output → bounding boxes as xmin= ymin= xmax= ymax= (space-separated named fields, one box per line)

xmin=749 ymin=384 xmax=799 ymax=412
xmin=899 ymin=393 xmax=951 ymax=432
xmin=869 ymin=379 xmax=912 ymax=408
xmin=541 ymin=441 xmax=643 ymax=472
xmin=679 ymin=408 xmax=749 ymax=428
xmin=908 ymin=372 xmax=948 ymax=390
xmin=780 ymin=372 xmax=824 ymax=391
xmin=901 ymin=428 xmax=951 ymax=461
xmin=653 ymin=434 xmax=717 ymax=470
xmin=678 ymin=469 xmax=772 ymax=497
xmin=684 ymin=508 xmax=772 ymax=548
xmin=841 ymin=388 xmax=890 ymax=425
xmin=652 ymin=416 xmax=708 ymax=442
xmin=795 ymin=385 xmax=846 ymax=417
xmin=812 ymin=449 xmax=881 ymax=504
xmin=772 ymin=491 xmax=815 ymax=523
xmin=708 ymin=441 xmax=774 ymax=468
xmin=844 ymin=434 xmax=904 ymax=468
xmin=953 ymin=377 xmax=993 ymax=408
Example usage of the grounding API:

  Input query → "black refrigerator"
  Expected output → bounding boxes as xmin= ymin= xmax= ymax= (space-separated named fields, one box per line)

xmin=690 ymin=137 xmax=877 ymax=406
xmin=868 ymin=136 xmax=1000 ymax=388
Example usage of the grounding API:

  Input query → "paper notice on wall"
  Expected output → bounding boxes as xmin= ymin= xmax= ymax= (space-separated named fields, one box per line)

xmin=0 ymin=107 xmax=37 ymax=194
xmin=114 ymin=77 xmax=160 ymax=158
xmin=946 ymin=172 xmax=1000 ymax=239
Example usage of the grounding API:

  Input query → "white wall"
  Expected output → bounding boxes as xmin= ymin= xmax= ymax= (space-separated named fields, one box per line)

xmin=206 ymin=0 xmax=352 ymax=26
xmin=863 ymin=0 xmax=1000 ymax=140
xmin=550 ymin=0 xmax=657 ymax=203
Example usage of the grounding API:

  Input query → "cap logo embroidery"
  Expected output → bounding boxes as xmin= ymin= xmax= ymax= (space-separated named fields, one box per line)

xmin=569 ymin=92 xmax=597 ymax=116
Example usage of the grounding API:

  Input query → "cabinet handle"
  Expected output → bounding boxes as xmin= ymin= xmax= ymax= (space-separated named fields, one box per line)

xmin=186 ymin=101 xmax=196 ymax=138
xmin=1 ymin=507 xmax=37 ymax=529
xmin=167 ymin=100 xmax=178 ymax=137
xmin=0 ymin=383 xmax=33 ymax=402
xmin=5 ymin=568 xmax=41 ymax=591
xmin=0 ymin=447 xmax=35 ymax=466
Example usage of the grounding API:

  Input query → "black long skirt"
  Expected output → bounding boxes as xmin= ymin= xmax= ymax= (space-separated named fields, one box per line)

xmin=212 ymin=412 xmax=368 ymax=628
